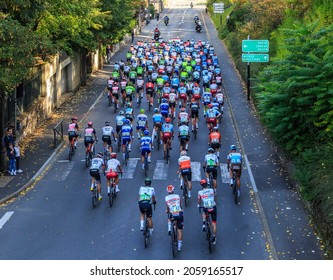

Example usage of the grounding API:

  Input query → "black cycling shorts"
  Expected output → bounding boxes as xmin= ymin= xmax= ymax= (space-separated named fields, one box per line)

xmin=169 ymin=212 xmax=184 ymax=230
xmin=181 ymin=168 xmax=192 ymax=181
xmin=203 ymin=206 xmax=217 ymax=223
xmin=90 ymin=169 xmax=101 ymax=182
xmin=206 ymin=166 xmax=218 ymax=180
xmin=191 ymin=110 xmax=199 ymax=118
xmin=139 ymin=201 xmax=153 ymax=218
xmin=102 ymin=135 xmax=112 ymax=146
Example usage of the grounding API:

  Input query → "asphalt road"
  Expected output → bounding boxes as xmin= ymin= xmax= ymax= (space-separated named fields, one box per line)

xmin=0 ymin=0 xmax=324 ymax=260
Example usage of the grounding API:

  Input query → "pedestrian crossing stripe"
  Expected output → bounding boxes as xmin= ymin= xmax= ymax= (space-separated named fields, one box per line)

xmin=120 ymin=159 xmax=230 ymax=183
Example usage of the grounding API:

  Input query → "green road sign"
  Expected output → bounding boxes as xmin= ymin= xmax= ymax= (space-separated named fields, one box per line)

xmin=242 ymin=40 xmax=269 ymax=52
xmin=242 ymin=54 xmax=269 ymax=63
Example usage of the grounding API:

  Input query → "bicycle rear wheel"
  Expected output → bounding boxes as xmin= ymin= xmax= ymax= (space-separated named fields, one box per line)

xmin=206 ymin=222 xmax=212 ymax=253
xmin=92 ymin=187 xmax=98 ymax=208
xmin=157 ymin=131 xmax=161 ymax=150
xmin=109 ymin=188 xmax=114 ymax=207
xmin=144 ymin=155 xmax=149 ymax=177
xmin=69 ymin=146 xmax=73 ymax=161
xmin=85 ymin=152 xmax=90 ymax=167
xmin=183 ymin=179 xmax=188 ymax=207
xmin=171 ymin=226 xmax=177 ymax=258
xmin=144 ymin=217 xmax=149 ymax=248
xmin=233 ymin=184 xmax=239 ymax=204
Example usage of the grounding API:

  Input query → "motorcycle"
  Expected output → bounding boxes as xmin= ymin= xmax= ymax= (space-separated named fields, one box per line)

xmin=195 ymin=24 xmax=202 ymax=33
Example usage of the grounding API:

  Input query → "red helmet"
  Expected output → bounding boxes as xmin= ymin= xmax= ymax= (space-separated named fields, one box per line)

xmin=194 ymin=83 xmax=199 ymax=87
xmin=87 ymin=121 xmax=93 ymax=127
xmin=110 ymin=152 xmax=117 ymax=159
xmin=191 ymin=98 xmax=196 ymax=102
xmin=180 ymin=82 xmax=184 ymax=87
xmin=200 ymin=179 xmax=207 ymax=187
xmin=167 ymin=185 xmax=174 ymax=193
xmin=180 ymin=107 xmax=185 ymax=112
xmin=165 ymin=82 xmax=169 ymax=87
xmin=71 ymin=116 xmax=77 ymax=121
xmin=166 ymin=117 xmax=171 ymax=123
xmin=208 ymin=104 xmax=213 ymax=108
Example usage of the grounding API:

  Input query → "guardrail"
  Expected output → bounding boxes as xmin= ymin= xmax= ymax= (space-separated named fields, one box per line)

xmin=53 ymin=120 xmax=64 ymax=148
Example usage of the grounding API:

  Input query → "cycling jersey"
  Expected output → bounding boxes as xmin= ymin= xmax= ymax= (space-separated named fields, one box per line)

xmin=68 ymin=122 xmax=78 ymax=132
xmin=171 ymin=77 xmax=180 ymax=88
xmin=160 ymin=102 xmax=169 ymax=116
xmin=198 ymin=188 xmax=216 ymax=208
xmin=90 ymin=158 xmax=104 ymax=171
xmin=102 ymin=126 xmax=113 ymax=137
xmin=204 ymin=154 xmax=218 ymax=167
xmin=140 ymin=136 xmax=152 ymax=152
xmin=168 ymin=93 xmax=177 ymax=103
xmin=178 ymin=155 xmax=191 ymax=170
xmin=125 ymin=107 xmax=134 ymax=119
xmin=178 ymin=125 xmax=190 ymax=138
xmin=116 ymin=115 xmax=126 ymax=126
xmin=106 ymin=158 xmax=121 ymax=172
xmin=206 ymin=108 xmax=219 ymax=118
xmin=139 ymin=186 xmax=155 ymax=202
xmin=202 ymin=92 xmax=212 ymax=104
xmin=121 ymin=124 xmax=132 ymax=142
xmin=209 ymin=132 xmax=221 ymax=143
xmin=165 ymin=194 xmax=182 ymax=215
xmin=136 ymin=114 xmax=147 ymax=129
xmin=227 ymin=152 xmax=242 ymax=166
xmin=162 ymin=123 xmax=174 ymax=133
xmin=178 ymin=112 xmax=189 ymax=123
xmin=137 ymin=67 xmax=144 ymax=75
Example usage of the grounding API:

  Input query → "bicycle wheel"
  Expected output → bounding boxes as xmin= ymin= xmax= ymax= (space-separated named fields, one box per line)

xmin=108 ymin=95 xmax=112 ymax=107
xmin=194 ymin=126 xmax=197 ymax=140
xmin=109 ymin=186 xmax=114 ymax=207
xmin=85 ymin=152 xmax=90 ymax=167
xmin=183 ymin=179 xmax=188 ymax=207
xmin=166 ymin=146 xmax=170 ymax=164
xmin=68 ymin=146 xmax=73 ymax=161
xmin=157 ymin=131 xmax=161 ymax=150
xmin=117 ymin=136 xmax=121 ymax=152
xmin=114 ymin=100 xmax=117 ymax=113
xmin=92 ymin=187 xmax=98 ymax=208
xmin=171 ymin=225 xmax=177 ymax=258
xmin=206 ymin=221 xmax=212 ymax=253
xmin=144 ymin=217 xmax=149 ymax=248
xmin=144 ymin=155 xmax=149 ymax=177
xmin=233 ymin=182 xmax=239 ymax=204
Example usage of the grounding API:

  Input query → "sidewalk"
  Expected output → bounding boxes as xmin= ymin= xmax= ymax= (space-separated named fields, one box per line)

xmin=0 ymin=59 xmax=117 ymax=204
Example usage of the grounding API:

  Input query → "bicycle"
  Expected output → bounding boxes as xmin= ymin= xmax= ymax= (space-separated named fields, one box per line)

xmin=231 ymin=169 xmax=240 ymax=204
xmin=143 ymin=203 xmax=156 ymax=248
xmin=165 ymin=139 xmax=171 ymax=164
xmin=199 ymin=206 xmax=214 ymax=253
xmin=85 ymin=142 xmax=95 ymax=168
xmin=143 ymin=151 xmax=149 ymax=177
xmin=108 ymin=173 xmax=121 ymax=208
xmin=123 ymin=142 xmax=130 ymax=166
xmin=117 ymin=133 xmax=122 ymax=152
xmin=181 ymin=174 xmax=189 ymax=207
xmin=68 ymin=137 xmax=76 ymax=161
xmin=169 ymin=215 xmax=179 ymax=258
xmin=103 ymin=146 xmax=111 ymax=163
xmin=156 ymin=126 xmax=161 ymax=151
xmin=91 ymin=180 xmax=98 ymax=208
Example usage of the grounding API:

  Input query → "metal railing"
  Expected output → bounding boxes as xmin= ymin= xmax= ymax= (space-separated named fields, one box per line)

xmin=53 ymin=120 xmax=64 ymax=148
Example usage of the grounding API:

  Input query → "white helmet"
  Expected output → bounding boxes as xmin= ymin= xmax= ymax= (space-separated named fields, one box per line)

xmin=180 ymin=151 xmax=187 ymax=156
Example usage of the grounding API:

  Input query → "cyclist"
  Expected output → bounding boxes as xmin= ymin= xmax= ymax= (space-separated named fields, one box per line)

xmin=106 ymin=152 xmax=123 ymax=194
xmin=136 ymin=108 xmax=148 ymax=139
xmin=136 ymin=74 xmax=145 ymax=105
xmin=125 ymin=102 xmax=135 ymax=124
xmin=178 ymin=120 xmax=190 ymax=151
xmin=165 ymin=184 xmax=184 ymax=251
xmin=178 ymin=151 xmax=192 ymax=198
xmin=125 ymin=82 xmax=135 ymax=105
xmin=145 ymin=79 xmax=155 ymax=106
xmin=111 ymin=81 xmax=120 ymax=109
xmin=89 ymin=152 xmax=105 ymax=200
xmin=206 ymin=103 xmax=221 ymax=133
xmin=189 ymin=98 xmax=200 ymax=132
xmin=198 ymin=179 xmax=217 ymax=244
xmin=168 ymin=89 xmax=178 ymax=119
xmin=68 ymin=116 xmax=79 ymax=149
xmin=202 ymin=90 xmax=212 ymax=117
xmin=84 ymin=122 xmax=98 ymax=153
xmin=227 ymin=145 xmax=242 ymax=197
xmin=161 ymin=117 xmax=174 ymax=158
xmin=102 ymin=121 xmax=116 ymax=154
xmin=140 ymin=130 xmax=152 ymax=169
xmin=139 ymin=178 xmax=156 ymax=235
xmin=178 ymin=83 xmax=187 ymax=108
xmin=209 ymin=127 xmax=221 ymax=158
xmin=203 ymin=148 xmax=219 ymax=193
xmin=115 ymin=111 xmax=126 ymax=144
xmin=121 ymin=119 xmax=133 ymax=157
xmin=159 ymin=98 xmax=170 ymax=119
xmin=178 ymin=107 xmax=190 ymax=126
xmin=152 ymin=108 xmax=163 ymax=141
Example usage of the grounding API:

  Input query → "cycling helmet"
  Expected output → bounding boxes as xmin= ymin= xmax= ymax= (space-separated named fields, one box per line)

xmin=110 ymin=152 xmax=117 ymax=159
xmin=97 ymin=152 xmax=103 ymax=158
xmin=208 ymin=148 xmax=214 ymax=153
xmin=71 ymin=116 xmax=78 ymax=121
xmin=213 ymin=126 xmax=218 ymax=132
xmin=230 ymin=145 xmax=237 ymax=151
xmin=143 ymin=130 xmax=149 ymax=136
xmin=87 ymin=122 xmax=93 ymax=127
xmin=144 ymin=178 xmax=152 ymax=186
xmin=208 ymin=104 xmax=213 ymax=108
xmin=126 ymin=102 xmax=131 ymax=107
xmin=154 ymin=108 xmax=159 ymax=113
xmin=165 ymin=82 xmax=169 ymax=87
xmin=105 ymin=121 xmax=110 ymax=126
xmin=200 ymin=179 xmax=208 ymax=187
xmin=161 ymin=98 xmax=167 ymax=103
xmin=194 ymin=83 xmax=199 ymax=87
xmin=167 ymin=185 xmax=174 ymax=193
xmin=180 ymin=107 xmax=185 ymax=112
xmin=180 ymin=151 xmax=187 ymax=156
xmin=191 ymin=98 xmax=196 ymax=102
xmin=180 ymin=82 xmax=184 ymax=87
xmin=124 ymin=119 xmax=130 ymax=125
xmin=165 ymin=117 xmax=171 ymax=123
xmin=140 ymin=108 xmax=145 ymax=114
xmin=119 ymin=110 xmax=124 ymax=115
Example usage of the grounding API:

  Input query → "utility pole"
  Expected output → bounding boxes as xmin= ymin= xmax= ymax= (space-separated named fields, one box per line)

xmin=147 ymin=0 xmax=151 ymax=24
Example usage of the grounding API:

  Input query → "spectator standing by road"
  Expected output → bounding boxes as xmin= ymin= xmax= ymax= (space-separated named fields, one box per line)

xmin=14 ymin=141 xmax=23 ymax=173
xmin=7 ymin=142 xmax=16 ymax=175
xmin=106 ymin=45 xmax=111 ymax=64
xmin=131 ymin=30 xmax=135 ymax=43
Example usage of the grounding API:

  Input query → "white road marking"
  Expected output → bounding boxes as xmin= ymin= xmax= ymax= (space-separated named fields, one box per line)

xmin=60 ymin=161 xmax=75 ymax=181
xmin=191 ymin=161 xmax=202 ymax=182
xmin=244 ymin=154 xmax=258 ymax=192
xmin=57 ymin=160 xmax=70 ymax=163
xmin=220 ymin=163 xmax=230 ymax=183
xmin=153 ymin=160 xmax=168 ymax=180
xmin=121 ymin=158 xmax=140 ymax=179
xmin=0 ymin=211 xmax=14 ymax=229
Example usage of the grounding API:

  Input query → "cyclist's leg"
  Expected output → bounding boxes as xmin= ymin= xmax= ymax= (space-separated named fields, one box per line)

xmin=211 ymin=208 xmax=217 ymax=236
